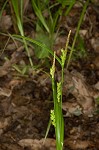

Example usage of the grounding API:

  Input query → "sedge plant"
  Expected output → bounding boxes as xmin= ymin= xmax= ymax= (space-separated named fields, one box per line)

xmin=13 ymin=30 xmax=70 ymax=149
xmin=10 ymin=1 xmax=90 ymax=148
xmin=50 ymin=30 xmax=71 ymax=150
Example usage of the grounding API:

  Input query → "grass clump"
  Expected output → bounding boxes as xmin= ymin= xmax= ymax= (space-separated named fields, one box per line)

xmin=0 ymin=0 xmax=90 ymax=69
xmin=29 ymin=0 xmax=77 ymax=59
xmin=9 ymin=0 xmax=33 ymax=68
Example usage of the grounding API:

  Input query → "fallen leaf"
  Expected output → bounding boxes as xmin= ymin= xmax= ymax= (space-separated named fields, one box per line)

xmin=62 ymin=70 xmax=98 ymax=116
xmin=93 ymin=55 xmax=99 ymax=69
xmin=0 ymin=87 xmax=12 ymax=97
xmin=18 ymin=138 xmax=56 ymax=150
xmin=0 ymin=117 xmax=11 ymax=129
xmin=90 ymin=38 xmax=99 ymax=53
xmin=0 ymin=15 xmax=12 ymax=31
xmin=62 ymin=101 xmax=82 ymax=116
xmin=94 ymin=82 xmax=99 ymax=90
xmin=65 ymin=138 xmax=94 ymax=149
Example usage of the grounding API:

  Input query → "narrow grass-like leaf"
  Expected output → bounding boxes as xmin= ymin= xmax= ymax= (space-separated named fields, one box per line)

xmin=0 ymin=0 xmax=8 ymax=19
xmin=20 ymin=0 xmax=24 ymax=24
xmin=66 ymin=0 xmax=90 ymax=69
xmin=11 ymin=0 xmax=33 ymax=68
xmin=64 ymin=0 xmax=76 ymax=16
xmin=57 ymin=0 xmax=75 ymax=6
xmin=31 ymin=0 xmax=49 ymax=33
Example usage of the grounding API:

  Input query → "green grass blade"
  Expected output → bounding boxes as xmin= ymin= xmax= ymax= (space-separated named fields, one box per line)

xmin=0 ymin=0 xmax=8 ymax=19
xmin=11 ymin=0 xmax=24 ymax=36
xmin=66 ymin=0 xmax=90 ymax=69
xmin=31 ymin=0 xmax=50 ymax=33
xmin=44 ymin=119 xmax=52 ymax=143
xmin=57 ymin=0 xmax=75 ymax=7
xmin=64 ymin=0 xmax=76 ymax=16
xmin=11 ymin=0 xmax=33 ymax=68
xmin=20 ymin=0 xmax=24 ymax=24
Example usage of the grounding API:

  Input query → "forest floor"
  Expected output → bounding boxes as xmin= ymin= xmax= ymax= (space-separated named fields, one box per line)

xmin=0 ymin=1 xmax=99 ymax=150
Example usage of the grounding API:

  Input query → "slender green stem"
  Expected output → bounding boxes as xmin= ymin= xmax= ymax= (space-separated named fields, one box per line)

xmin=0 ymin=0 xmax=8 ymax=18
xmin=64 ymin=0 xmax=76 ymax=16
xmin=66 ymin=0 xmax=90 ymax=69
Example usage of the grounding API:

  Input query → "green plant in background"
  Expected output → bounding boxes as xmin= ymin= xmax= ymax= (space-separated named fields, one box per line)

xmin=57 ymin=0 xmax=76 ymax=16
xmin=5 ymin=0 xmax=89 ymax=67
xmin=31 ymin=0 xmax=59 ymax=58
xmin=30 ymin=0 xmax=90 ymax=63
xmin=66 ymin=0 xmax=90 ymax=69
xmin=31 ymin=0 xmax=75 ymax=59
xmin=74 ymin=34 xmax=87 ymax=59
xmin=1 ymin=0 xmax=90 ymax=69
xmin=6 ymin=0 xmax=76 ymax=67
xmin=9 ymin=0 xmax=33 ymax=68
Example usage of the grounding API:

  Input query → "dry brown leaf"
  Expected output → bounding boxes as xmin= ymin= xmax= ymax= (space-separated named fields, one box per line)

xmin=0 ymin=46 xmax=24 ymax=77
xmin=23 ymin=0 xmax=29 ymax=13
xmin=0 ymin=87 xmax=12 ymax=97
xmin=0 ymin=15 xmax=12 ymax=31
xmin=60 ymin=70 xmax=99 ymax=116
xmin=79 ymin=29 xmax=88 ymax=37
xmin=62 ymin=101 xmax=82 ymax=116
xmin=18 ymin=138 xmax=56 ymax=150
xmin=0 ymin=67 xmax=8 ymax=77
xmin=94 ymin=82 xmax=99 ymax=90
xmin=8 ymin=79 xmax=25 ymax=89
xmin=0 ymin=143 xmax=23 ymax=150
xmin=93 ymin=55 xmax=99 ymax=69
xmin=72 ymin=75 xmax=94 ymax=115
xmin=65 ymin=138 xmax=94 ymax=149
xmin=90 ymin=38 xmax=99 ymax=53
xmin=0 ymin=117 xmax=11 ymax=129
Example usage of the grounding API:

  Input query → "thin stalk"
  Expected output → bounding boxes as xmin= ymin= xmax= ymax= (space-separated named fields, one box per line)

xmin=66 ymin=0 xmax=90 ymax=69
xmin=64 ymin=0 xmax=76 ymax=16
xmin=20 ymin=0 xmax=24 ymax=24
xmin=0 ymin=0 xmax=8 ymax=18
